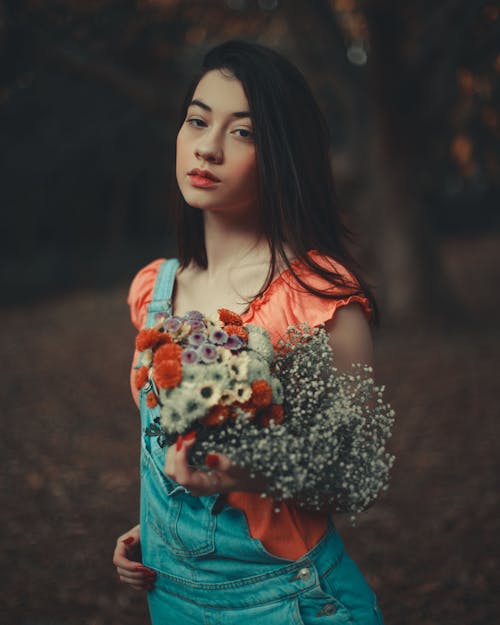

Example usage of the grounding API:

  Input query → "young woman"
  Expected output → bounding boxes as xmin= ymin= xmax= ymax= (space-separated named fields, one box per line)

xmin=113 ymin=40 xmax=385 ymax=624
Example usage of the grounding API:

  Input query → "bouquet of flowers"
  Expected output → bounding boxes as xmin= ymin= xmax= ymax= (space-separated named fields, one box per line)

xmin=134 ymin=308 xmax=285 ymax=455
xmin=135 ymin=310 xmax=395 ymax=515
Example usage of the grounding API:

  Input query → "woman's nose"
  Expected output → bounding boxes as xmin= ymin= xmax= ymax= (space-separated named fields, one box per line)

xmin=195 ymin=137 xmax=223 ymax=164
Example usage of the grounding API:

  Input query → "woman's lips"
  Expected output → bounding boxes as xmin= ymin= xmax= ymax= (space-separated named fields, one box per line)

xmin=188 ymin=174 xmax=220 ymax=188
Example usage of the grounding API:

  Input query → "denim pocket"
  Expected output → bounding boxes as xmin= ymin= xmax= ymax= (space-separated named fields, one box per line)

xmin=320 ymin=553 xmax=383 ymax=625
xmin=216 ymin=596 xmax=304 ymax=625
xmin=294 ymin=585 xmax=352 ymax=625
xmin=141 ymin=441 xmax=216 ymax=558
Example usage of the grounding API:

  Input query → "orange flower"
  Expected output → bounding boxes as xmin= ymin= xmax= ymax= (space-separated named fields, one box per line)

xmin=136 ymin=328 xmax=171 ymax=352
xmin=260 ymin=404 xmax=285 ymax=427
xmin=146 ymin=391 xmax=158 ymax=408
xmin=153 ymin=342 xmax=183 ymax=366
xmin=225 ymin=324 xmax=248 ymax=341
xmin=154 ymin=360 xmax=182 ymax=389
xmin=251 ymin=380 xmax=273 ymax=408
xmin=218 ymin=308 xmax=243 ymax=326
xmin=134 ymin=366 xmax=149 ymax=390
xmin=201 ymin=405 xmax=230 ymax=426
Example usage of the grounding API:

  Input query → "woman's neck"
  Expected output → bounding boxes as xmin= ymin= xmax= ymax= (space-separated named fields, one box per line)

xmin=202 ymin=211 xmax=271 ymax=277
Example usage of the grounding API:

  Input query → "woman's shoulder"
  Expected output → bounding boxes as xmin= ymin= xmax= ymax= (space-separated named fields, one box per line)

xmin=290 ymin=250 xmax=360 ymax=289
xmin=127 ymin=258 xmax=167 ymax=330
xmin=292 ymin=252 xmax=372 ymax=316
xmin=247 ymin=250 xmax=373 ymax=337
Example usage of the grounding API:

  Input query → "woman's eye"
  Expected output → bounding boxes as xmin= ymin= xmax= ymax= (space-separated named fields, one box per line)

xmin=186 ymin=117 xmax=206 ymax=128
xmin=234 ymin=128 xmax=254 ymax=140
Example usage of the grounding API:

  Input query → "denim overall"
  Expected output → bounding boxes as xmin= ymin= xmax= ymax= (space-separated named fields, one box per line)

xmin=138 ymin=259 xmax=385 ymax=625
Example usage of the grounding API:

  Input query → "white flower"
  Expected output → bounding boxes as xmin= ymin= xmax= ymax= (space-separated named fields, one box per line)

xmin=158 ymin=389 xmax=189 ymax=432
xmin=159 ymin=401 xmax=186 ymax=434
xmin=182 ymin=363 xmax=206 ymax=387
xmin=227 ymin=352 xmax=249 ymax=381
xmin=139 ymin=349 xmax=153 ymax=368
xmin=159 ymin=387 xmax=208 ymax=433
xmin=176 ymin=321 xmax=192 ymax=342
xmin=246 ymin=324 xmax=274 ymax=363
xmin=205 ymin=312 xmax=223 ymax=329
xmin=217 ymin=346 xmax=232 ymax=363
xmin=247 ymin=352 xmax=271 ymax=383
xmin=204 ymin=363 xmax=231 ymax=387
xmin=233 ymin=382 xmax=252 ymax=404
xmin=219 ymin=387 xmax=237 ymax=406
xmin=194 ymin=380 xmax=222 ymax=408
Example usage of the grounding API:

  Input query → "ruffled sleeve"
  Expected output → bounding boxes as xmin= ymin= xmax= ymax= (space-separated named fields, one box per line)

xmin=241 ymin=251 xmax=373 ymax=346
xmin=127 ymin=258 xmax=166 ymax=330
xmin=285 ymin=253 xmax=373 ymax=328
xmin=127 ymin=258 xmax=166 ymax=408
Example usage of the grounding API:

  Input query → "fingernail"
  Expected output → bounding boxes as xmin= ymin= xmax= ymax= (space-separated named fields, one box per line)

xmin=183 ymin=430 xmax=196 ymax=442
xmin=122 ymin=536 xmax=134 ymax=545
xmin=205 ymin=453 xmax=219 ymax=469
xmin=176 ymin=435 xmax=183 ymax=451
xmin=135 ymin=565 xmax=154 ymax=573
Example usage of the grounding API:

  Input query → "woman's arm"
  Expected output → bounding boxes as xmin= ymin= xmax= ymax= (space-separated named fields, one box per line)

xmin=324 ymin=302 xmax=374 ymax=373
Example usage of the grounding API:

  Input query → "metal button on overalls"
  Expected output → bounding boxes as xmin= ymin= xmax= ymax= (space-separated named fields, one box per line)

xmin=317 ymin=602 xmax=336 ymax=616
xmin=297 ymin=567 xmax=311 ymax=581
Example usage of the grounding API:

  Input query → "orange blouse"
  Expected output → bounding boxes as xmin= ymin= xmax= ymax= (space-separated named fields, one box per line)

xmin=127 ymin=250 xmax=373 ymax=559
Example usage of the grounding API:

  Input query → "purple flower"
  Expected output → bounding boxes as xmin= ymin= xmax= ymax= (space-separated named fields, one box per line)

xmin=164 ymin=316 xmax=182 ymax=332
xmin=200 ymin=344 xmax=217 ymax=363
xmin=182 ymin=348 xmax=199 ymax=364
xmin=188 ymin=331 xmax=206 ymax=347
xmin=154 ymin=312 xmax=168 ymax=322
xmin=226 ymin=335 xmax=243 ymax=351
xmin=209 ymin=328 xmax=228 ymax=345
xmin=185 ymin=310 xmax=204 ymax=321
xmin=189 ymin=319 xmax=205 ymax=331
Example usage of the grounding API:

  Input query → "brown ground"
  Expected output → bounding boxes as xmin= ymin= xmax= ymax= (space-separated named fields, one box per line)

xmin=1 ymin=237 xmax=499 ymax=625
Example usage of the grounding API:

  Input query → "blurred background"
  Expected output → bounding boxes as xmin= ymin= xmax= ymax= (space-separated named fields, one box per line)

xmin=1 ymin=1 xmax=499 ymax=624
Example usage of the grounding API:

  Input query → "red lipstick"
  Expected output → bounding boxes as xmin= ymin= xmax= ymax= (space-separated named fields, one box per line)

xmin=188 ymin=168 xmax=221 ymax=187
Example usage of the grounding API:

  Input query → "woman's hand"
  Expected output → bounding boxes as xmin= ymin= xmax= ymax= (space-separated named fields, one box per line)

xmin=113 ymin=524 xmax=156 ymax=591
xmin=164 ymin=433 xmax=268 ymax=497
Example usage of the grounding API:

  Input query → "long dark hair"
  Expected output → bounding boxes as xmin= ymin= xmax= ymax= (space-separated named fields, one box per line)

xmin=170 ymin=39 xmax=379 ymax=327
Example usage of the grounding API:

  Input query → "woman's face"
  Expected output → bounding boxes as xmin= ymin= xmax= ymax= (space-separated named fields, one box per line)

xmin=176 ymin=69 xmax=258 ymax=220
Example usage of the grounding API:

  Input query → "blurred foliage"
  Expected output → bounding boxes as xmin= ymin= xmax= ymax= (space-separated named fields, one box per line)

xmin=0 ymin=0 xmax=498 ymax=305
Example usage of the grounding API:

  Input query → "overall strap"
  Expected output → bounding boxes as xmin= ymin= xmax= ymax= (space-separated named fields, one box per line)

xmin=145 ymin=258 xmax=180 ymax=327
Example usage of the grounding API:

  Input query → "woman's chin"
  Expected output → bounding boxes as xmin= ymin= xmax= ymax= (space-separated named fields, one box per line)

xmin=181 ymin=190 xmax=220 ymax=211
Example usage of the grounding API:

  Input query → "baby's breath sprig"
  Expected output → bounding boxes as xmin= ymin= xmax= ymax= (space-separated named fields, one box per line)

xmin=193 ymin=323 xmax=395 ymax=519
